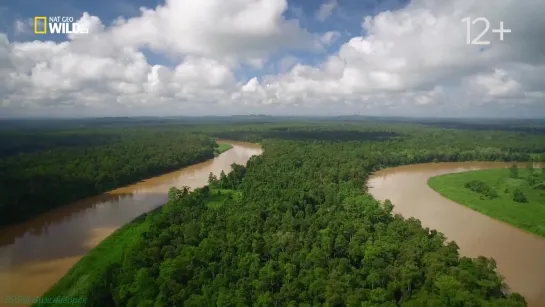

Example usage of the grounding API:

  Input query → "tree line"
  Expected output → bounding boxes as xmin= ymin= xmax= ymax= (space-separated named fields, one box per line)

xmin=464 ymin=180 xmax=499 ymax=199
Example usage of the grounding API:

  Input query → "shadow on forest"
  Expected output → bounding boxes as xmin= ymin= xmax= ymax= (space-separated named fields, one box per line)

xmin=0 ymin=133 xmax=120 ymax=158
xmin=217 ymin=129 xmax=400 ymax=142
xmin=422 ymin=122 xmax=545 ymax=134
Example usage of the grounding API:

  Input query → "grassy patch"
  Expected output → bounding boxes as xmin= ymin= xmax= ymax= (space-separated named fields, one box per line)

xmin=206 ymin=188 xmax=241 ymax=209
xmin=428 ymin=167 xmax=545 ymax=237
xmin=214 ymin=142 xmax=233 ymax=156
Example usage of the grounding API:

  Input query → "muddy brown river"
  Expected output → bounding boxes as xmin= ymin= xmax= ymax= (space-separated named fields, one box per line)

xmin=368 ymin=162 xmax=545 ymax=307
xmin=0 ymin=140 xmax=262 ymax=305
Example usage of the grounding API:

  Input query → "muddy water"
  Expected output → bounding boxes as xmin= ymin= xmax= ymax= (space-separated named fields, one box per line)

xmin=367 ymin=162 xmax=545 ymax=307
xmin=0 ymin=140 xmax=262 ymax=304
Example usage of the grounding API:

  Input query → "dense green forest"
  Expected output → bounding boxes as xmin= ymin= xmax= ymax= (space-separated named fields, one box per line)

xmin=0 ymin=129 xmax=220 ymax=227
xmin=428 ymin=166 xmax=545 ymax=237
xmin=40 ymin=121 xmax=545 ymax=307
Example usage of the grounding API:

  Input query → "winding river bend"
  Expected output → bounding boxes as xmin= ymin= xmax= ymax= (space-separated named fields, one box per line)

xmin=0 ymin=141 xmax=262 ymax=303
xmin=368 ymin=162 xmax=545 ymax=307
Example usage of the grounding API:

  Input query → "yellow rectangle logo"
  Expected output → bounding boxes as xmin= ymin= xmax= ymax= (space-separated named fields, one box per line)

xmin=34 ymin=16 xmax=47 ymax=34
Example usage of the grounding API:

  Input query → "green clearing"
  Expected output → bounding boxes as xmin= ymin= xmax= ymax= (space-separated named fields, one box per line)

xmin=214 ymin=142 xmax=233 ymax=156
xmin=39 ymin=188 xmax=236 ymax=306
xmin=205 ymin=188 xmax=241 ymax=208
xmin=428 ymin=167 xmax=545 ymax=237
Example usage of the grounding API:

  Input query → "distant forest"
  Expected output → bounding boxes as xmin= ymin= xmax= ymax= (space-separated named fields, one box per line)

xmin=2 ymin=116 xmax=544 ymax=133
xmin=31 ymin=118 xmax=545 ymax=307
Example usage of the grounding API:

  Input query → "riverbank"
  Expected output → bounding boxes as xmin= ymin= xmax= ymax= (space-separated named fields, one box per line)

xmin=38 ymin=188 xmax=239 ymax=305
xmin=39 ymin=207 xmax=156 ymax=303
xmin=428 ymin=167 xmax=545 ymax=237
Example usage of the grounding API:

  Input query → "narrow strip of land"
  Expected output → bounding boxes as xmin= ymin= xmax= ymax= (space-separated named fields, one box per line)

xmin=214 ymin=142 xmax=233 ymax=156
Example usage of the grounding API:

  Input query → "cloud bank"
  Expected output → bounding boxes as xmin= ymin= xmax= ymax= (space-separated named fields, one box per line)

xmin=1 ymin=0 xmax=544 ymax=117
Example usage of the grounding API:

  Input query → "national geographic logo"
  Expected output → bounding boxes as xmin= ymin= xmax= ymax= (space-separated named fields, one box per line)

xmin=34 ymin=16 xmax=89 ymax=35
